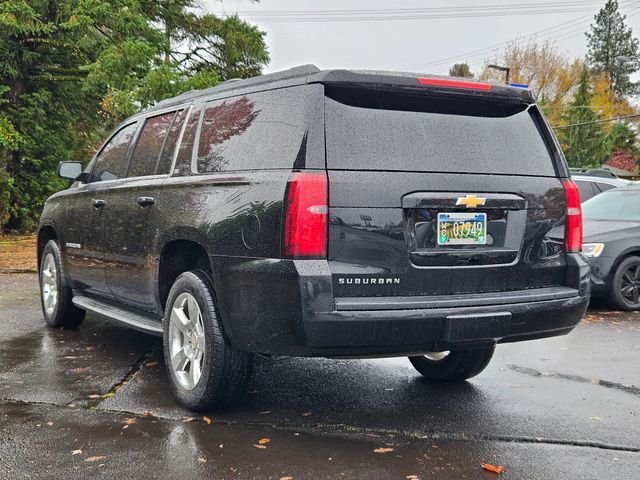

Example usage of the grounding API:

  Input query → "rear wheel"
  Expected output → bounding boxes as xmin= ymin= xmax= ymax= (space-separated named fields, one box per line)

xmin=39 ymin=240 xmax=85 ymax=328
xmin=608 ymin=256 xmax=640 ymax=311
xmin=408 ymin=345 xmax=495 ymax=381
xmin=163 ymin=271 xmax=254 ymax=411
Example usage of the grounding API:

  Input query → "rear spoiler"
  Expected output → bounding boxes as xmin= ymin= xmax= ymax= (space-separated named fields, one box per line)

xmin=309 ymin=70 xmax=533 ymax=103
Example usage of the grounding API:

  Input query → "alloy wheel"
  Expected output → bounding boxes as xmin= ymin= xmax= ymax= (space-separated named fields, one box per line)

xmin=41 ymin=252 xmax=58 ymax=316
xmin=620 ymin=263 xmax=640 ymax=307
xmin=168 ymin=292 xmax=206 ymax=390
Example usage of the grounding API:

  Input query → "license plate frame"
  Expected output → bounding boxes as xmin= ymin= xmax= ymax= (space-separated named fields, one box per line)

xmin=437 ymin=212 xmax=487 ymax=246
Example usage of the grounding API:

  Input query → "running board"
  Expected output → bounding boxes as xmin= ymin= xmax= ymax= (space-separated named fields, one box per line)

xmin=72 ymin=295 xmax=163 ymax=336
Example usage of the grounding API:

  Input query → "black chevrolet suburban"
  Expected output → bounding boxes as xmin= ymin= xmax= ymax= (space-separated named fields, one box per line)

xmin=38 ymin=65 xmax=590 ymax=410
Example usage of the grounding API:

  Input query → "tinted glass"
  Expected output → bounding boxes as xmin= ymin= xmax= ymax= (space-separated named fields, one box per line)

xmin=157 ymin=109 xmax=187 ymax=174
xmin=574 ymin=180 xmax=596 ymax=202
xmin=92 ymin=123 xmax=137 ymax=182
xmin=325 ymin=88 xmax=556 ymax=176
xmin=596 ymin=182 xmax=616 ymax=192
xmin=127 ymin=112 xmax=175 ymax=178
xmin=174 ymin=106 xmax=202 ymax=176
xmin=196 ymin=87 xmax=316 ymax=173
xmin=582 ymin=189 xmax=640 ymax=221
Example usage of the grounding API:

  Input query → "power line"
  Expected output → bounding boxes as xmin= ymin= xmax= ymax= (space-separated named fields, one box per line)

xmin=552 ymin=114 xmax=640 ymax=129
xmin=412 ymin=5 xmax=640 ymax=71
xmin=228 ymin=1 xmax=612 ymax=22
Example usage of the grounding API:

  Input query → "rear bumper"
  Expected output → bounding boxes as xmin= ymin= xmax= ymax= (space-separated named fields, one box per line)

xmin=211 ymin=253 xmax=590 ymax=357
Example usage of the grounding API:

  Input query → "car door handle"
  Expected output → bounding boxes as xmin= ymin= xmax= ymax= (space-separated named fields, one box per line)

xmin=92 ymin=199 xmax=106 ymax=209
xmin=136 ymin=196 xmax=155 ymax=207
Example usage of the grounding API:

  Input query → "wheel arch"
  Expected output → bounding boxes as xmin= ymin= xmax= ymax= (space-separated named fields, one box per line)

xmin=37 ymin=225 xmax=58 ymax=270
xmin=157 ymin=237 xmax=213 ymax=314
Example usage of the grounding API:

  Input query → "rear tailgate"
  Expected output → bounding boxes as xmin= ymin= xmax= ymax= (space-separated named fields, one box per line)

xmin=324 ymin=85 xmax=568 ymax=300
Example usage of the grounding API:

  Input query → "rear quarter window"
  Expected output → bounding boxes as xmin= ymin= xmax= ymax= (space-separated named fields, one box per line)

xmin=194 ymin=84 xmax=324 ymax=173
xmin=325 ymin=87 xmax=557 ymax=176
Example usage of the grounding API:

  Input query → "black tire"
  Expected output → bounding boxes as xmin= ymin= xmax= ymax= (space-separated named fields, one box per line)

xmin=162 ymin=270 xmax=253 ymax=411
xmin=607 ymin=256 xmax=640 ymax=311
xmin=408 ymin=345 xmax=495 ymax=381
xmin=39 ymin=240 xmax=85 ymax=328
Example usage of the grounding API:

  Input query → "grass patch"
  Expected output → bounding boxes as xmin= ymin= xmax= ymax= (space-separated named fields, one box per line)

xmin=0 ymin=234 xmax=37 ymax=272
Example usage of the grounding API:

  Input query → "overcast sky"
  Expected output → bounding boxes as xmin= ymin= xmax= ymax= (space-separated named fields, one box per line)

xmin=203 ymin=0 xmax=640 ymax=78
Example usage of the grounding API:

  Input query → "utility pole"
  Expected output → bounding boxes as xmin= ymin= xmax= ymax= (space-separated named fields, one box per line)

xmin=488 ymin=64 xmax=510 ymax=84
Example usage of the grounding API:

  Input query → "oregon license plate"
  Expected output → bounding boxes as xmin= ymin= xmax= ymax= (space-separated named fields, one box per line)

xmin=437 ymin=212 xmax=487 ymax=245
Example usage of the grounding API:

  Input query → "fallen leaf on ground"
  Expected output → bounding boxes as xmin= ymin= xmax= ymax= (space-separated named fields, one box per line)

xmin=253 ymin=444 xmax=267 ymax=449
xmin=406 ymin=476 xmax=420 ymax=480
xmin=481 ymin=463 xmax=504 ymax=474
xmin=202 ymin=416 xmax=213 ymax=425
xmin=280 ymin=477 xmax=294 ymax=480
xmin=85 ymin=346 xmax=95 ymax=351
xmin=258 ymin=438 xmax=271 ymax=445
xmin=197 ymin=457 xmax=207 ymax=463
xmin=182 ymin=417 xmax=195 ymax=423
xmin=373 ymin=447 xmax=394 ymax=454
xmin=46 ymin=422 xmax=53 ymax=426
xmin=85 ymin=456 xmax=106 ymax=463
xmin=145 ymin=361 xmax=158 ymax=367
xmin=143 ymin=410 xmax=153 ymax=417
xmin=71 ymin=450 xmax=82 ymax=455
xmin=301 ymin=412 xmax=312 ymax=417
xmin=123 ymin=418 xmax=137 ymax=425
xmin=88 ymin=394 xmax=101 ymax=399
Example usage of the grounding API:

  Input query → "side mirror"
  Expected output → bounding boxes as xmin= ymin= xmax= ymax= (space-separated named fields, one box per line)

xmin=57 ymin=161 xmax=83 ymax=181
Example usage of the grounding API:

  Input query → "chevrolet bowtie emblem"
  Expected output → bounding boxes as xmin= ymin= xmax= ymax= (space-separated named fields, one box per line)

xmin=456 ymin=195 xmax=486 ymax=208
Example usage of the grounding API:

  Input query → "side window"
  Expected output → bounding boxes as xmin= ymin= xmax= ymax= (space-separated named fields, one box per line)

xmin=127 ymin=112 xmax=176 ymax=178
xmin=574 ymin=180 xmax=595 ymax=202
xmin=156 ymin=109 xmax=187 ymax=175
xmin=92 ymin=123 xmax=137 ymax=182
xmin=174 ymin=106 xmax=202 ymax=175
xmin=195 ymin=86 xmax=319 ymax=174
xmin=596 ymin=182 xmax=615 ymax=193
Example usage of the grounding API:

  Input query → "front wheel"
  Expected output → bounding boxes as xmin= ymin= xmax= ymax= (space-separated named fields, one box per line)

xmin=408 ymin=345 xmax=495 ymax=381
xmin=40 ymin=240 xmax=85 ymax=328
xmin=163 ymin=271 xmax=254 ymax=411
xmin=608 ymin=256 xmax=640 ymax=311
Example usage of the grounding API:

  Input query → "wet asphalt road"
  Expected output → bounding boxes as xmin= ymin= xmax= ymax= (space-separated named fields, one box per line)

xmin=1 ymin=274 xmax=639 ymax=479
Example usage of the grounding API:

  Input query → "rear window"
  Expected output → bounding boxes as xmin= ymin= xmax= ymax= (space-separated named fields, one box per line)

xmin=325 ymin=87 xmax=556 ymax=176
xmin=582 ymin=189 xmax=640 ymax=221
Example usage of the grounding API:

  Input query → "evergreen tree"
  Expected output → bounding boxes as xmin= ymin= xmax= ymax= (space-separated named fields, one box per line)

xmin=0 ymin=0 xmax=268 ymax=232
xmin=558 ymin=67 xmax=610 ymax=168
xmin=586 ymin=0 xmax=640 ymax=96
xmin=448 ymin=63 xmax=473 ymax=78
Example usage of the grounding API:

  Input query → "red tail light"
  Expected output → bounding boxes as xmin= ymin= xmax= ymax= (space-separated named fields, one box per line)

xmin=563 ymin=179 xmax=582 ymax=253
xmin=417 ymin=77 xmax=493 ymax=91
xmin=283 ymin=172 xmax=328 ymax=258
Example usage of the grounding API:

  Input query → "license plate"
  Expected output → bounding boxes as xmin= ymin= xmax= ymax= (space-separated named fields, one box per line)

xmin=437 ymin=212 xmax=487 ymax=245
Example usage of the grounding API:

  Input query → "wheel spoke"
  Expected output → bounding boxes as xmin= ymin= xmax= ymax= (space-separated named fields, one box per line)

xmin=634 ymin=266 xmax=640 ymax=281
xmin=172 ymin=348 xmax=189 ymax=372
xmin=172 ymin=308 xmax=190 ymax=333
xmin=196 ymin=333 xmax=206 ymax=353
xmin=633 ymin=288 xmax=639 ymax=305
xmin=189 ymin=356 xmax=202 ymax=386
xmin=623 ymin=271 xmax=634 ymax=284
xmin=621 ymin=284 xmax=634 ymax=296
xmin=187 ymin=296 xmax=199 ymax=324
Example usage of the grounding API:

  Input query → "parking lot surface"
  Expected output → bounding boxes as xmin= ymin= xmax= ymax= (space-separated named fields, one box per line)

xmin=1 ymin=273 xmax=639 ymax=479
